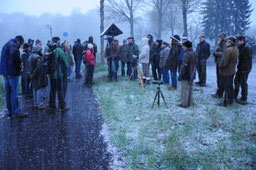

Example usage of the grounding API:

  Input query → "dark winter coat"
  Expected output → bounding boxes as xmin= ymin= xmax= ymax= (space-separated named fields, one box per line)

xmin=148 ymin=39 xmax=155 ymax=61
xmin=159 ymin=46 xmax=170 ymax=68
xmin=21 ymin=50 xmax=30 ymax=78
xmin=31 ymin=56 xmax=48 ymax=90
xmin=219 ymin=44 xmax=239 ymax=76
xmin=0 ymin=39 xmax=22 ymax=76
xmin=165 ymin=43 xmax=181 ymax=71
xmin=72 ymin=41 xmax=84 ymax=62
xmin=237 ymin=43 xmax=253 ymax=73
xmin=119 ymin=44 xmax=128 ymax=62
xmin=152 ymin=40 xmax=162 ymax=62
xmin=214 ymin=40 xmax=226 ymax=64
xmin=179 ymin=48 xmax=197 ymax=81
xmin=127 ymin=42 xmax=139 ymax=63
xmin=196 ymin=41 xmax=211 ymax=61
xmin=105 ymin=41 xmax=119 ymax=59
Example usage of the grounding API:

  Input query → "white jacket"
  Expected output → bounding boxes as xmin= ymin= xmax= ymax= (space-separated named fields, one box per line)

xmin=139 ymin=37 xmax=150 ymax=64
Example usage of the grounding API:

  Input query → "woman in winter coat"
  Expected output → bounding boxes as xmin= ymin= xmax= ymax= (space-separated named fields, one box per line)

xmin=152 ymin=39 xmax=162 ymax=80
xmin=84 ymin=44 xmax=95 ymax=88
xmin=159 ymin=42 xmax=171 ymax=84
xmin=64 ymin=42 xmax=74 ymax=81
xmin=139 ymin=37 xmax=150 ymax=85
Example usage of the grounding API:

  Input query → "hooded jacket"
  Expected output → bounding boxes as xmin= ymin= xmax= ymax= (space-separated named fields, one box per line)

xmin=159 ymin=46 xmax=170 ymax=68
xmin=139 ymin=38 xmax=150 ymax=64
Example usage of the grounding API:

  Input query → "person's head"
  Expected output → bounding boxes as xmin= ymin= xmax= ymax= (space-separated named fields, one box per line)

xmin=162 ymin=41 xmax=169 ymax=47
xmin=35 ymin=39 xmax=42 ymax=46
xmin=114 ymin=39 xmax=119 ymax=44
xmin=123 ymin=39 xmax=127 ymax=45
xmin=182 ymin=37 xmax=188 ymax=43
xmin=87 ymin=43 xmax=93 ymax=50
xmin=225 ymin=36 xmax=237 ymax=47
xmin=141 ymin=37 xmax=149 ymax=46
xmin=28 ymin=39 xmax=34 ymax=46
xmin=199 ymin=35 xmax=205 ymax=42
xmin=15 ymin=35 xmax=24 ymax=47
xmin=218 ymin=33 xmax=227 ymax=42
xmin=171 ymin=35 xmax=180 ymax=45
xmin=32 ymin=46 xmax=43 ymax=56
xmin=107 ymin=36 xmax=114 ymax=44
xmin=156 ymin=39 xmax=163 ymax=47
xmin=23 ymin=43 xmax=29 ymax=52
xmin=147 ymin=34 xmax=153 ymax=41
xmin=52 ymin=36 xmax=61 ymax=46
xmin=237 ymin=36 xmax=245 ymax=46
xmin=127 ymin=37 xmax=134 ymax=44
xmin=88 ymin=36 xmax=93 ymax=43
xmin=77 ymin=38 xmax=81 ymax=43
xmin=182 ymin=40 xmax=192 ymax=51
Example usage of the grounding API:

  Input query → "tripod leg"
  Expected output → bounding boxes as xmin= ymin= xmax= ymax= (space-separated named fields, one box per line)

xmin=152 ymin=92 xmax=159 ymax=108
xmin=137 ymin=66 xmax=145 ymax=92
xmin=158 ymin=91 xmax=160 ymax=107
xmin=160 ymin=90 xmax=168 ymax=108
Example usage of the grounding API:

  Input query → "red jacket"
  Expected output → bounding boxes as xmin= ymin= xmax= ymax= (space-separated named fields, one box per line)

xmin=83 ymin=50 xmax=95 ymax=66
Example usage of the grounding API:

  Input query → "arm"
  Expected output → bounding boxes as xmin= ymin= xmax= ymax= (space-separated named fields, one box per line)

xmin=206 ymin=43 xmax=211 ymax=59
xmin=179 ymin=54 xmax=189 ymax=79
xmin=9 ymin=45 xmax=22 ymax=70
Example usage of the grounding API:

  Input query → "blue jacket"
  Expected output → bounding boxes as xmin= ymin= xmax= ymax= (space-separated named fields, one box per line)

xmin=0 ymin=39 xmax=22 ymax=76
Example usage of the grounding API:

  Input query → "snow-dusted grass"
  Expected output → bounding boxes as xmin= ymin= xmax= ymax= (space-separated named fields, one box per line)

xmin=94 ymin=64 xmax=256 ymax=169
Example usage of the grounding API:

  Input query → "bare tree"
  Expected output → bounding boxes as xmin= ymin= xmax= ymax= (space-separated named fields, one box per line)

xmin=105 ymin=0 xmax=144 ymax=36
xmin=180 ymin=0 xmax=201 ymax=36
xmin=100 ymin=0 xmax=105 ymax=64
xmin=151 ymin=0 xmax=172 ymax=38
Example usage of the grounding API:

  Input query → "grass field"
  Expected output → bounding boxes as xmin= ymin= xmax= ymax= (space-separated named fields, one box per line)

xmin=93 ymin=64 xmax=256 ymax=169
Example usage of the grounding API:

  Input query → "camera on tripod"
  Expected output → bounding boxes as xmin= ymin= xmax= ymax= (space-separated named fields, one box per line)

xmin=152 ymin=80 xmax=164 ymax=85
xmin=151 ymin=80 xmax=168 ymax=108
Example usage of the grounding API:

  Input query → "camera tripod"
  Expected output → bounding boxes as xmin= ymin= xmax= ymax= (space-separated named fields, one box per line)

xmin=152 ymin=83 xmax=168 ymax=108
xmin=126 ymin=64 xmax=145 ymax=92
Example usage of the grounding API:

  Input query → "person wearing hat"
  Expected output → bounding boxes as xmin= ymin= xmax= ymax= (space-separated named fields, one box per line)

xmin=212 ymin=33 xmax=227 ymax=98
xmin=160 ymin=41 xmax=171 ymax=84
xmin=72 ymin=38 xmax=84 ymax=79
xmin=151 ymin=39 xmax=162 ymax=80
xmin=178 ymin=41 xmax=197 ymax=108
xmin=84 ymin=43 xmax=96 ymax=88
xmin=21 ymin=43 xmax=31 ymax=97
xmin=0 ymin=35 xmax=28 ymax=118
xmin=234 ymin=36 xmax=253 ymax=105
xmin=195 ymin=35 xmax=211 ymax=87
xmin=126 ymin=36 xmax=139 ymax=80
xmin=166 ymin=35 xmax=182 ymax=90
xmin=119 ymin=39 xmax=129 ymax=76
xmin=218 ymin=36 xmax=239 ymax=107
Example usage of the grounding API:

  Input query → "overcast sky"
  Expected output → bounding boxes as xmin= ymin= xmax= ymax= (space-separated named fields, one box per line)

xmin=0 ymin=0 xmax=255 ymax=25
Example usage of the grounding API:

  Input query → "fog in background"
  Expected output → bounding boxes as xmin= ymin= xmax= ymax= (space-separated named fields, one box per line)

xmin=0 ymin=0 xmax=255 ymax=50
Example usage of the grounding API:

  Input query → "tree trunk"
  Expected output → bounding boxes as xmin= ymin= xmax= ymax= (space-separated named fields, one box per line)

xmin=182 ymin=0 xmax=188 ymax=36
xmin=130 ymin=10 xmax=134 ymax=36
xmin=100 ymin=0 xmax=105 ymax=64
xmin=158 ymin=15 xmax=162 ymax=38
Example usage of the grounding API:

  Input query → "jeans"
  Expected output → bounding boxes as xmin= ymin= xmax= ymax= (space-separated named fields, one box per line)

xmin=67 ymin=64 xmax=72 ymax=78
xmin=151 ymin=60 xmax=161 ymax=80
xmin=85 ymin=65 xmax=95 ymax=86
xmin=216 ymin=64 xmax=224 ymax=97
xmin=33 ymin=87 xmax=47 ymax=107
xmin=49 ymin=77 xmax=66 ymax=109
xmin=107 ymin=58 xmax=118 ymax=80
xmin=4 ymin=76 xmax=21 ymax=115
xmin=223 ymin=75 xmax=234 ymax=105
xmin=127 ymin=62 xmax=137 ymax=80
xmin=21 ymin=76 xmax=31 ymax=96
xmin=234 ymin=71 xmax=249 ymax=101
xmin=121 ymin=61 xmax=128 ymax=76
xmin=75 ymin=59 xmax=82 ymax=77
xmin=170 ymin=71 xmax=177 ymax=87
xmin=197 ymin=59 xmax=207 ymax=84
xmin=161 ymin=68 xmax=169 ymax=84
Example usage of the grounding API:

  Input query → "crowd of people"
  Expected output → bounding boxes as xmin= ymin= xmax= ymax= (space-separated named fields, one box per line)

xmin=0 ymin=35 xmax=97 ymax=118
xmin=0 ymin=31 xmax=253 ymax=118
xmin=105 ymin=33 xmax=253 ymax=108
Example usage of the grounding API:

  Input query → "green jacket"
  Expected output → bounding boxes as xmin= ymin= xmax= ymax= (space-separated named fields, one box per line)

xmin=50 ymin=47 xmax=68 ymax=79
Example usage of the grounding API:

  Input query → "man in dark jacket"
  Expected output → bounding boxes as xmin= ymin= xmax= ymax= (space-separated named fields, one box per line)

xmin=151 ymin=39 xmax=162 ymax=80
xmin=0 ymin=36 xmax=28 ymax=118
xmin=127 ymin=37 xmax=139 ymax=80
xmin=119 ymin=39 xmax=128 ymax=76
xmin=147 ymin=34 xmax=155 ymax=76
xmin=21 ymin=43 xmax=31 ymax=97
xmin=212 ymin=33 xmax=227 ymax=98
xmin=234 ymin=36 xmax=253 ymax=105
xmin=72 ymin=39 xmax=84 ymax=79
xmin=218 ymin=36 xmax=239 ymax=107
xmin=196 ymin=35 xmax=211 ymax=87
xmin=178 ymin=41 xmax=196 ymax=108
xmin=166 ymin=35 xmax=182 ymax=90
xmin=84 ymin=36 xmax=98 ymax=57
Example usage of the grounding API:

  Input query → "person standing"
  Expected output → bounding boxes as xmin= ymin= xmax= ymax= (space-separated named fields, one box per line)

xmin=84 ymin=36 xmax=98 ymax=57
xmin=178 ymin=41 xmax=197 ymax=108
xmin=64 ymin=41 xmax=74 ymax=82
xmin=0 ymin=35 xmax=28 ymax=118
xmin=72 ymin=39 xmax=84 ymax=79
xmin=127 ymin=37 xmax=139 ymax=80
xmin=212 ymin=33 xmax=227 ymax=98
xmin=21 ymin=43 xmax=31 ymax=97
xmin=166 ymin=35 xmax=182 ymax=90
xmin=28 ymin=39 xmax=34 ymax=53
xmin=147 ymin=34 xmax=155 ymax=76
xmin=48 ymin=40 xmax=69 ymax=112
xmin=195 ymin=35 xmax=211 ymax=87
xmin=234 ymin=36 xmax=253 ymax=105
xmin=119 ymin=39 xmax=128 ymax=76
xmin=139 ymin=37 xmax=150 ymax=85
xmin=151 ymin=39 xmax=162 ymax=80
xmin=84 ymin=44 xmax=96 ymax=88
xmin=178 ymin=37 xmax=188 ymax=72
xmin=218 ymin=37 xmax=239 ymax=107
xmin=159 ymin=42 xmax=171 ymax=84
